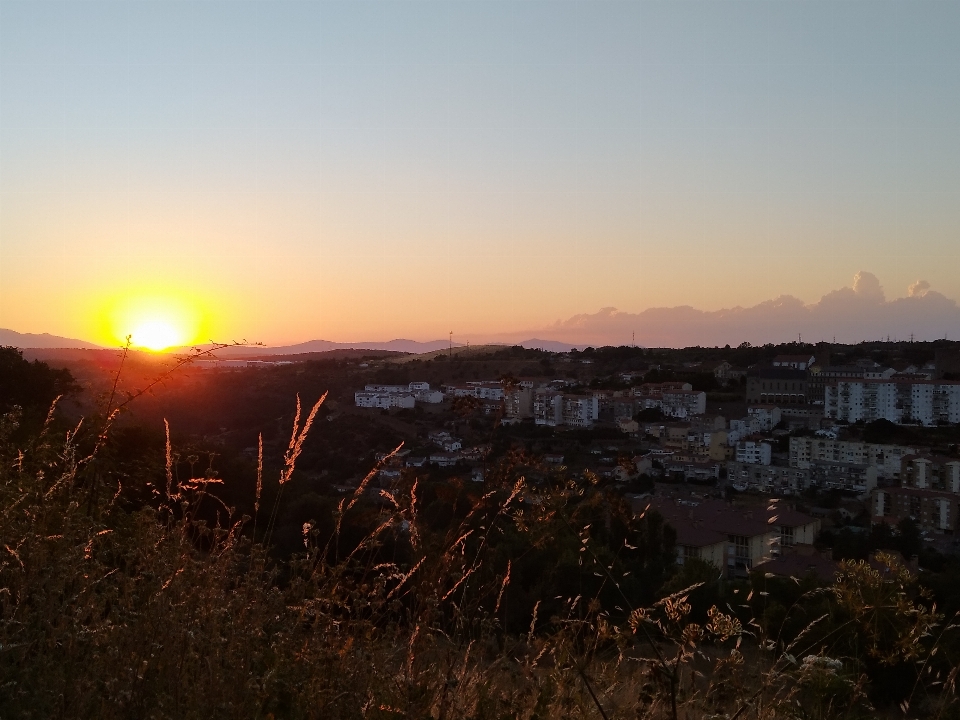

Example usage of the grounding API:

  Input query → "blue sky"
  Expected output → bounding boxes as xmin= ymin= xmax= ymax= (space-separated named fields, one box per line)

xmin=1 ymin=1 xmax=959 ymax=344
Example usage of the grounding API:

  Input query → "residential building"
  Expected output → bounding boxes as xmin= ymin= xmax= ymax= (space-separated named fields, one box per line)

xmin=617 ymin=417 xmax=640 ymax=435
xmin=774 ymin=507 xmax=822 ymax=547
xmin=634 ymin=381 xmax=693 ymax=397
xmin=727 ymin=417 xmax=754 ymax=446
xmin=533 ymin=390 xmax=564 ymax=426
xmin=736 ymin=441 xmax=772 ymax=466
xmin=428 ymin=452 xmax=460 ymax=467
xmin=746 ymin=367 xmax=808 ymax=405
xmin=356 ymin=382 xmax=440 ymax=407
xmin=504 ymin=387 xmax=533 ymax=419
xmin=806 ymin=460 xmax=877 ymax=493
xmin=563 ymin=396 xmax=599 ymax=428
xmin=872 ymin=456 xmax=960 ymax=534
xmin=726 ymin=462 xmax=809 ymax=495
xmin=825 ymin=379 xmax=960 ymax=425
xmin=646 ymin=498 xmax=796 ymax=577
xmin=789 ymin=438 xmax=915 ymax=480
xmin=466 ymin=381 xmax=505 ymax=400
xmin=660 ymin=390 xmax=707 ymax=418
xmin=354 ymin=391 xmax=415 ymax=409
xmin=747 ymin=405 xmax=782 ymax=431
xmin=662 ymin=459 xmax=720 ymax=482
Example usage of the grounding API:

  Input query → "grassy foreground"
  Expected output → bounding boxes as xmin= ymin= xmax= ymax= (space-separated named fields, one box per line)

xmin=1 ymin=394 xmax=958 ymax=720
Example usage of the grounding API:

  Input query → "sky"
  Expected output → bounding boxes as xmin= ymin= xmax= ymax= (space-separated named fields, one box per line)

xmin=2 ymin=0 xmax=959 ymax=348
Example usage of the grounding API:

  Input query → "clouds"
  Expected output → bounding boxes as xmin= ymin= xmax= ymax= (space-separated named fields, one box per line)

xmin=494 ymin=273 xmax=960 ymax=347
xmin=909 ymin=279 xmax=931 ymax=298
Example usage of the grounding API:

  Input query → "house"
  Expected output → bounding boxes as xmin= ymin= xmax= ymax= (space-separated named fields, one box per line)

xmin=428 ymin=452 xmax=460 ymax=467
xmin=773 ymin=506 xmax=822 ymax=546
xmin=441 ymin=438 xmax=463 ymax=452
xmin=378 ymin=468 xmax=403 ymax=483
xmin=712 ymin=361 xmax=733 ymax=380
xmin=617 ymin=417 xmax=640 ymax=435
xmin=644 ymin=497 xmax=784 ymax=577
xmin=634 ymin=455 xmax=653 ymax=475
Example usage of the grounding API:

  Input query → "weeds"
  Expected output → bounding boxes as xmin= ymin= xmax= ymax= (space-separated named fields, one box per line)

xmin=0 ymin=391 xmax=957 ymax=719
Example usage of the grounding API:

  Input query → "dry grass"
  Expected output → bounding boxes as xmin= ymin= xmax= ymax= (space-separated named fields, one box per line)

xmin=1 ymin=394 xmax=957 ymax=720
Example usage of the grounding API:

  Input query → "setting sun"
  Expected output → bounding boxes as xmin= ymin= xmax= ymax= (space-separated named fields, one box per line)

xmin=130 ymin=318 xmax=184 ymax=351
xmin=99 ymin=291 xmax=207 ymax=351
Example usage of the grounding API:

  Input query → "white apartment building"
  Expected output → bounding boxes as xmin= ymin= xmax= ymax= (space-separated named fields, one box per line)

xmin=534 ymin=390 xmax=564 ymax=426
xmin=659 ymin=390 xmax=707 ymax=418
xmin=789 ymin=437 xmax=915 ymax=480
xmin=727 ymin=417 xmax=754 ymax=446
xmin=354 ymin=391 xmax=416 ymax=409
xmin=466 ymin=381 xmax=505 ymax=400
xmin=736 ymin=441 xmax=772 ymax=466
xmin=356 ymin=382 xmax=439 ymax=407
xmin=504 ymin=387 xmax=533 ymax=419
xmin=562 ymin=396 xmax=599 ymax=428
xmin=444 ymin=382 xmax=504 ymax=400
xmin=747 ymin=405 xmax=782 ymax=431
xmin=825 ymin=380 xmax=960 ymax=426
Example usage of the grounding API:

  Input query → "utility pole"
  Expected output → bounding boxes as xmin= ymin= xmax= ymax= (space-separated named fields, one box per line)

xmin=449 ymin=331 xmax=453 ymax=357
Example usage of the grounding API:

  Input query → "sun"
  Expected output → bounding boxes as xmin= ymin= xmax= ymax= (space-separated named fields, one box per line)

xmin=102 ymin=293 xmax=205 ymax=351
xmin=130 ymin=318 xmax=184 ymax=351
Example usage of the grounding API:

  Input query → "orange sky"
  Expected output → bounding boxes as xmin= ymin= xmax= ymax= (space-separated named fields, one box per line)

xmin=2 ymin=2 xmax=959 ymax=347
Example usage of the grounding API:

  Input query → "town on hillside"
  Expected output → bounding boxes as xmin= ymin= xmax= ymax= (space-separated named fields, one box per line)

xmin=347 ymin=343 xmax=960 ymax=579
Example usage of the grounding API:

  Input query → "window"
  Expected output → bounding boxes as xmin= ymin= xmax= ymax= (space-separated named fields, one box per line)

xmin=729 ymin=535 xmax=750 ymax=561
xmin=780 ymin=526 xmax=795 ymax=547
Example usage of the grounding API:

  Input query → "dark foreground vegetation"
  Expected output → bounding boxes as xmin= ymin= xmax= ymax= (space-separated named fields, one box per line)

xmin=2 ymin=346 xmax=960 ymax=718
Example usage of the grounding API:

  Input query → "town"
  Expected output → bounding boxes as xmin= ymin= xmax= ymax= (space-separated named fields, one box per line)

xmin=349 ymin=343 xmax=960 ymax=580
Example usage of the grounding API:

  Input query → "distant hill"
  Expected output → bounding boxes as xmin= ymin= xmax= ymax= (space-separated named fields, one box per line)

xmin=515 ymin=338 xmax=590 ymax=352
xmin=0 ymin=328 xmax=103 ymax=350
xmin=2 ymin=328 xmax=587 ymax=357
xmin=174 ymin=338 xmax=459 ymax=357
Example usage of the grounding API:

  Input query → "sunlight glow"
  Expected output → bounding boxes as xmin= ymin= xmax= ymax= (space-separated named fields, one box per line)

xmin=130 ymin=318 xmax=183 ymax=351
xmin=102 ymin=292 xmax=206 ymax=351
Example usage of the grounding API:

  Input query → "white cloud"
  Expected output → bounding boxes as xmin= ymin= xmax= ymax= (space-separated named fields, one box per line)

xmin=908 ymin=279 xmax=931 ymax=298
